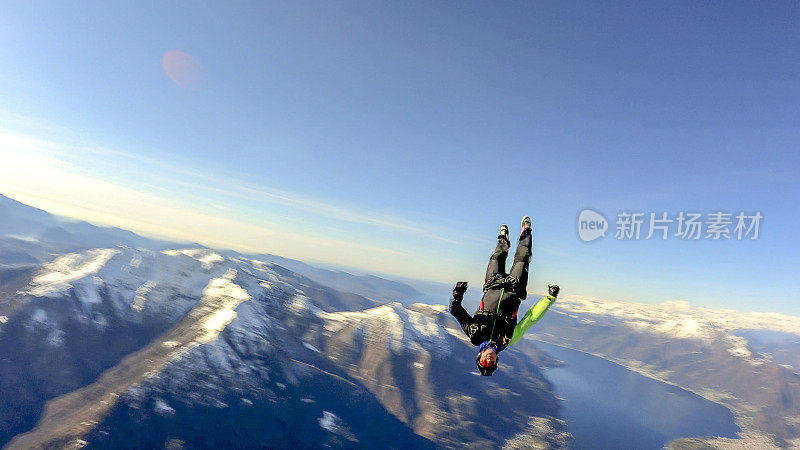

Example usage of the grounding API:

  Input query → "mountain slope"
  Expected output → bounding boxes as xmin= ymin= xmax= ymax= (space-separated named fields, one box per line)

xmin=0 ymin=247 xmax=566 ymax=449
xmin=226 ymin=250 xmax=426 ymax=305
xmin=0 ymin=193 xmax=430 ymax=308
xmin=529 ymin=295 xmax=800 ymax=448
xmin=290 ymin=300 xmax=564 ymax=447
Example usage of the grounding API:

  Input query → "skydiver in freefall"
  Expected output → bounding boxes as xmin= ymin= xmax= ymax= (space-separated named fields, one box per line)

xmin=449 ymin=216 xmax=560 ymax=376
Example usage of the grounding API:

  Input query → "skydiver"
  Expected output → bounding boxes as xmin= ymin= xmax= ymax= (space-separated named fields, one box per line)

xmin=449 ymin=216 xmax=560 ymax=376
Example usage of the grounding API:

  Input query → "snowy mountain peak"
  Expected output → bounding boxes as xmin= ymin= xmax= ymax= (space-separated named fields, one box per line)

xmin=161 ymin=248 xmax=224 ymax=269
xmin=18 ymin=247 xmax=291 ymax=334
xmin=556 ymin=294 xmax=800 ymax=337
xmin=196 ymin=269 xmax=252 ymax=343
xmin=317 ymin=300 xmax=452 ymax=355
xmin=28 ymin=248 xmax=121 ymax=296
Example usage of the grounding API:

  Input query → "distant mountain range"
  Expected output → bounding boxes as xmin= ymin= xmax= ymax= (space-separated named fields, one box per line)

xmin=0 ymin=195 xmax=180 ymax=263
xmin=0 ymin=194 xmax=447 ymax=306
xmin=2 ymin=194 xmax=800 ymax=449
xmin=0 ymin=195 xmax=567 ymax=448
xmin=0 ymin=246 xmax=566 ymax=449
xmin=222 ymin=250 xmax=429 ymax=305
xmin=528 ymin=296 xmax=800 ymax=449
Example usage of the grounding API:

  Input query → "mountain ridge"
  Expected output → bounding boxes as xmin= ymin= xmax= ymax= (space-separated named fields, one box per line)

xmin=0 ymin=193 xmax=439 ymax=306
xmin=4 ymin=192 xmax=799 ymax=448
xmin=0 ymin=246 xmax=567 ymax=448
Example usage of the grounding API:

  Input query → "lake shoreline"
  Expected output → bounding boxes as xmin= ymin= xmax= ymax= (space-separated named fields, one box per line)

xmin=529 ymin=339 xmax=780 ymax=449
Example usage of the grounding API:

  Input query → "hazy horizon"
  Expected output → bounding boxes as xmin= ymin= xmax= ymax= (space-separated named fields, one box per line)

xmin=1 ymin=2 xmax=797 ymax=314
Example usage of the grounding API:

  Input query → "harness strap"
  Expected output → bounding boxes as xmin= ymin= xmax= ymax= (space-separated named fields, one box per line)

xmin=489 ymin=287 xmax=505 ymax=341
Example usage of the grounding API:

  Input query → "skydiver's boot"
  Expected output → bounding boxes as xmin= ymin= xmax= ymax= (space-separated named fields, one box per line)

xmin=520 ymin=216 xmax=531 ymax=238
xmin=499 ymin=224 xmax=509 ymax=243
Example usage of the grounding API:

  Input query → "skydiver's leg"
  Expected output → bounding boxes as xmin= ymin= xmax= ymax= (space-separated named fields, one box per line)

xmin=485 ymin=231 xmax=510 ymax=283
xmin=509 ymin=227 xmax=532 ymax=300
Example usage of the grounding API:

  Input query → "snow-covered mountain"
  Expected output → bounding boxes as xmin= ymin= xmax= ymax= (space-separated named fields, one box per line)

xmin=229 ymin=250 xmax=429 ymax=305
xmin=527 ymin=294 xmax=800 ymax=448
xmin=0 ymin=246 xmax=565 ymax=449
xmin=0 ymin=194 xmax=432 ymax=308
xmin=4 ymin=194 xmax=800 ymax=449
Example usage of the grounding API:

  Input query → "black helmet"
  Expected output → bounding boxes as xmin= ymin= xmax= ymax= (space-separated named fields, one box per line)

xmin=476 ymin=341 xmax=499 ymax=376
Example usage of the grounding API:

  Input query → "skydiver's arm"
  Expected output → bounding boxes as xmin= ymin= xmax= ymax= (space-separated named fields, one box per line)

xmin=449 ymin=298 xmax=474 ymax=338
xmin=507 ymin=291 xmax=557 ymax=347
xmin=449 ymin=282 xmax=474 ymax=338
xmin=449 ymin=299 xmax=471 ymax=324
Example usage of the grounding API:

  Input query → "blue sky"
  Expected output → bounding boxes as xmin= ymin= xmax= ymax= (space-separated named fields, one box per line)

xmin=1 ymin=2 xmax=798 ymax=313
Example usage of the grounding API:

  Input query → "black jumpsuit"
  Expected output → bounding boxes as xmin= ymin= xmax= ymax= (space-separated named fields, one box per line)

xmin=449 ymin=228 xmax=532 ymax=350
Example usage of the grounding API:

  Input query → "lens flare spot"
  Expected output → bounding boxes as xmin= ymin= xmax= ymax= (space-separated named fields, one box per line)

xmin=162 ymin=50 xmax=206 ymax=90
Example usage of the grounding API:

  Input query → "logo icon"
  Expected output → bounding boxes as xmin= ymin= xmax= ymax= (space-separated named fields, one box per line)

xmin=578 ymin=209 xmax=608 ymax=242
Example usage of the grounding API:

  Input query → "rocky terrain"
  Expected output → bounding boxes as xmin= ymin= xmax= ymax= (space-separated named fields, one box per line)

xmin=528 ymin=295 xmax=800 ymax=448
xmin=3 ymin=194 xmax=800 ymax=449
xmin=0 ymin=246 xmax=566 ymax=449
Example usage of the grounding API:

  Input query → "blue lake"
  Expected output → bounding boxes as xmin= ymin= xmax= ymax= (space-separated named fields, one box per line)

xmin=535 ymin=341 xmax=741 ymax=449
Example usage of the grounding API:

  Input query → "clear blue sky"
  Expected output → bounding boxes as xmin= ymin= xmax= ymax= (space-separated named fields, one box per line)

xmin=1 ymin=2 xmax=798 ymax=313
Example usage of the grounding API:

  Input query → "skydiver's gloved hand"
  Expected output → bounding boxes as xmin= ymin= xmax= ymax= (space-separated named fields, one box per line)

xmin=548 ymin=284 xmax=560 ymax=299
xmin=453 ymin=282 xmax=468 ymax=301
